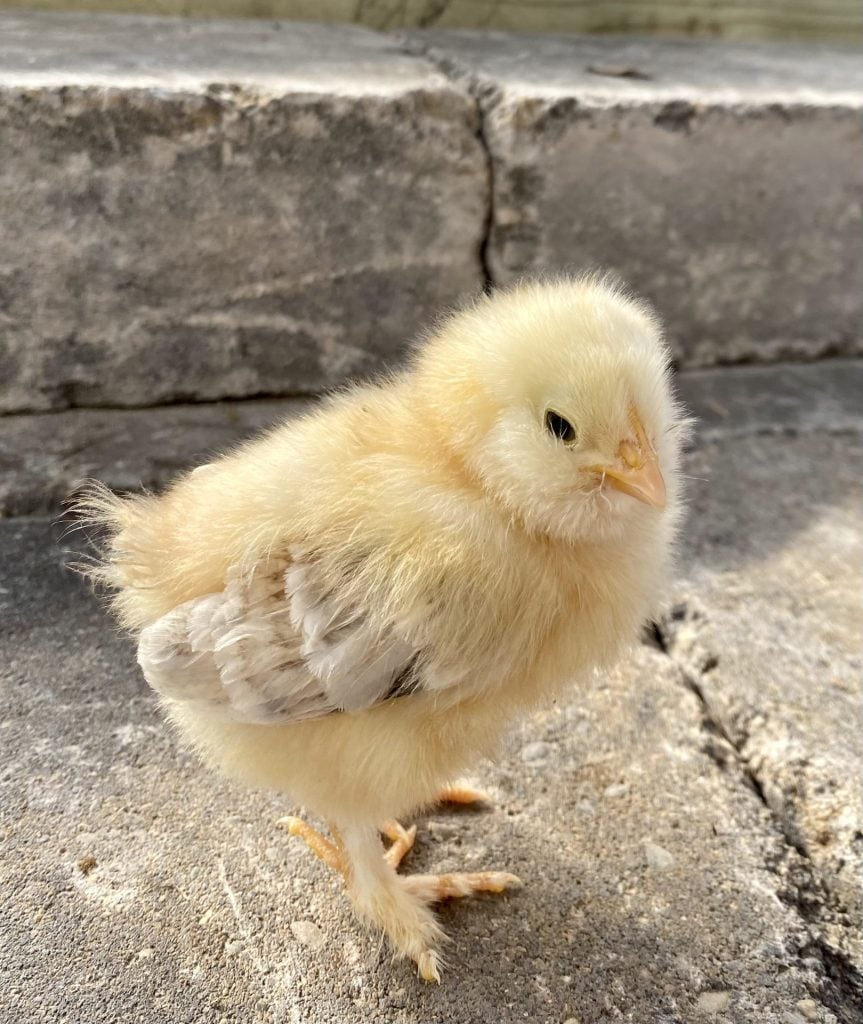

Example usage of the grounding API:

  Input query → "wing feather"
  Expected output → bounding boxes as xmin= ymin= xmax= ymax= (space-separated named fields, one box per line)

xmin=136 ymin=554 xmax=419 ymax=725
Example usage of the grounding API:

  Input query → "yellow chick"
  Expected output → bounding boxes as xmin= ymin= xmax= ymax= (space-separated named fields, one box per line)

xmin=81 ymin=276 xmax=685 ymax=982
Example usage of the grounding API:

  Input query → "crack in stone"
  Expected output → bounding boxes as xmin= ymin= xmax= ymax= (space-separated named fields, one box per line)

xmin=474 ymin=96 xmax=495 ymax=295
xmin=646 ymin=602 xmax=863 ymax=1021
xmin=645 ymin=608 xmax=772 ymax=823
xmin=396 ymin=35 xmax=498 ymax=293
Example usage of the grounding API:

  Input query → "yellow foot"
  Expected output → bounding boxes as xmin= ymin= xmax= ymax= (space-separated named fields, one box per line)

xmin=405 ymin=870 xmax=522 ymax=903
xmin=407 ymin=869 xmax=522 ymax=981
xmin=279 ymin=816 xmax=520 ymax=984
xmin=437 ymin=782 xmax=490 ymax=806
xmin=381 ymin=820 xmax=417 ymax=870
xmin=278 ymin=816 xmax=346 ymax=876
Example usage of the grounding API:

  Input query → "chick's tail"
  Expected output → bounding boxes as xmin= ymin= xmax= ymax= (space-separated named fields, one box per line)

xmin=69 ymin=481 xmax=170 ymax=633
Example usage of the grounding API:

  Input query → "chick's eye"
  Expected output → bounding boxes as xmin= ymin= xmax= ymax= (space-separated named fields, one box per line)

xmin=545 ymin=410 xmax=577 ymax=444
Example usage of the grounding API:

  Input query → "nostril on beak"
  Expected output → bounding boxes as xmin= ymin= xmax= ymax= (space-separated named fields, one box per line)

xmin=617 ymin=439 xmax=644 ymax=470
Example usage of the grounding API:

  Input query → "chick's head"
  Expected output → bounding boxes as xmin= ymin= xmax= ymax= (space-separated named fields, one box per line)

xmin=416 ymin=276 xmax=685 ymax=543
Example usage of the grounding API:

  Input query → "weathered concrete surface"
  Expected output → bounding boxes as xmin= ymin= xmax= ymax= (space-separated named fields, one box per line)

xmin=1 ymin=361 xmax=861 ymax=1022
xmin=3 ymin=16 xmax=863 ymax=416
xmin=658 ymin=390 xmax=863 ymax=1001
xmin=406 ymin=30 xmax=863 ymax=367
xmin=0 ymin=397 xmax=313 ymax=517
xmin=0 ymin=12 xmax=487 ymax=413
xmin=2 ymin=360 xmax=860 ymax=518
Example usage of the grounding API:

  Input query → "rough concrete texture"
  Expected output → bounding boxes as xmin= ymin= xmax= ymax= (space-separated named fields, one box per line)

xmin=657 ymin=392 xmax=863 ymax=999
xmin=0 ymin=12 xmax=487 ymax=413
xmin=0 ymin=398 xmax=313 ymax=517
xmin=406 ymin=30 xmax=863 ymax=367
xmin=3 ymin=14 xmax=863 ymax=414
xmin=2 ymin=361 xmax=861 ymax=1022
xmin=1 ymin=360 xmax=860 ymax=519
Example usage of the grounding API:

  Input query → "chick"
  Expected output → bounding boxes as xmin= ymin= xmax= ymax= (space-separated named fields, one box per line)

xmin=81 ymin=276 xmax=685 ymax=982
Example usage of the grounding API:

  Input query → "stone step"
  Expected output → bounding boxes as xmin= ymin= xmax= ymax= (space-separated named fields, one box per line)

xmin=407 ymin=29 xmax=863 ymax=369
xmin=1 ymin=11 xmax=861 ymax=414
xmin=0 ymin=12 xmax=487 ymax=414
xmin=2 ymin=359 xmax=860 ymax=517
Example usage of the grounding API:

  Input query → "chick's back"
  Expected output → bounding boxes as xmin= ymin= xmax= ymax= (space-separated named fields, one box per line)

xmin=94 ymin=384 xmax=421 ymax=625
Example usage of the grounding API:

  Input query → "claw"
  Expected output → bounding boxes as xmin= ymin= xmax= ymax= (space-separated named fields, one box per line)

xmin=417 ymin=949 xmax=442 ymax=983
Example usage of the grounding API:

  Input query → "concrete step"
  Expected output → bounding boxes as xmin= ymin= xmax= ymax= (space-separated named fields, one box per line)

xmin=1 ymin=12 xmax=861 ymax=414
xmin=0 ymin=12 xmax=487 ymax=413
xmin=407 ymin=29 xmax=863 ymax=368
xmin=2 ymin=358 xmax=860 ymax=516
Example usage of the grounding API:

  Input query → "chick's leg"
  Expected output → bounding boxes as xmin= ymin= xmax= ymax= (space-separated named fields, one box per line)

xmin=381 ymin=820 xmax=417 ymax=870
xmin=341 ymin=824 xmax=447 ymax=982
xmin=279 ymin=816 xmax=345 ymax=875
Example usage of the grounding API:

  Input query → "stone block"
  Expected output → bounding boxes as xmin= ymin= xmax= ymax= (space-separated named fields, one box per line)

xmin=0 ymin=12 xmax=487 ymax=412
xmin=409 ymin=30 xmax=863 ymax=366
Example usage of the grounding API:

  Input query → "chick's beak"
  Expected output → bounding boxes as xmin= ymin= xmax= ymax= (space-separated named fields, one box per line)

xmin=595 ymin=411 xmax=667 ymax=510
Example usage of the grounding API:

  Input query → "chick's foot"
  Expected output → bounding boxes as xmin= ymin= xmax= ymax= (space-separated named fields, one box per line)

xmin=394 ymin=869 xmax=521 ymax=981
xmin=281 ymin=818 xmax=520 ymax=983
xmin=381 ymin=820 xmax=417 ymax=869
xmin=338 ymin=824 xmax=520 ymax=983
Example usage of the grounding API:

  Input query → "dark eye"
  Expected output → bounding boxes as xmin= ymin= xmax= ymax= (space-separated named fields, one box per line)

xmin=545 ymin=410 xmax=577 ymax=444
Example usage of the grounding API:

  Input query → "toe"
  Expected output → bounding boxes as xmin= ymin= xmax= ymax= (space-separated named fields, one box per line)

xmin=417 ymin=949 xmax=442 ymax=983
xmin=404 ymin=869 xmax=523 ymax=902
xmin=437 ymin=783 xmax=490 ymax=806
xmin=473 ymin=870 xmax=523 ymax=893
xmin=382 ymin=820 xmax=417 ymax=870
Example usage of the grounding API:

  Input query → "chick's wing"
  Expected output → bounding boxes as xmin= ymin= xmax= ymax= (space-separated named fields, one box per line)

xmin=136 ymin=552 xmax=419 ymax=725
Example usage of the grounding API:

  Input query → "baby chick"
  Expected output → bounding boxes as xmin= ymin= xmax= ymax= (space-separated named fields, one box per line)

xmin=82 ymin=276 xmax=685 ymax=982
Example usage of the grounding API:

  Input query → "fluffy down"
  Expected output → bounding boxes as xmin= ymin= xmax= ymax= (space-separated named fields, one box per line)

xmin=79 ymin=274 xmax=687 ymax=980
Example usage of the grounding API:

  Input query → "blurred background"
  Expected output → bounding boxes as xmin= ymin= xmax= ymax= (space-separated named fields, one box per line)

xmin=8 ymin=0 xmax=863 ymax=41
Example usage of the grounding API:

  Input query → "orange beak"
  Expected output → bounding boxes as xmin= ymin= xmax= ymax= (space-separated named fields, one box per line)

xmin=594 ymin=409 xmax=666 ymax=510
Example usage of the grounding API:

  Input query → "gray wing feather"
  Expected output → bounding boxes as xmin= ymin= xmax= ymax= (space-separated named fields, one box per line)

xmin=137 ymin=555 xmax=417 ymax=725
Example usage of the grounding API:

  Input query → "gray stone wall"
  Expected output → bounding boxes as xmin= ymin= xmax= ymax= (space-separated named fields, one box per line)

xmin=1 ymin=13 xmax=861 ymax=414
xmin=0 ymin=15 xmax=487 ymax=412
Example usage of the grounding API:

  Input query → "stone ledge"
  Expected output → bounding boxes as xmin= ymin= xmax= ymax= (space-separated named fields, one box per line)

xmin=0 ymin=12 xmax=487 ymax=414
xmin=406 ymin=29 xmax=863 ymax=369
xmin=407 ymin=30 xmax=863 ymax=105
xmin=0 ymin=396 xmax=313 ymax=517
xmin=2 ymin=359 xmax=861 ymax=518
xmin=0 ymin=11 xmax=444 ymax=92
xmin=1 ymin=13 xmax=861 ymax=414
